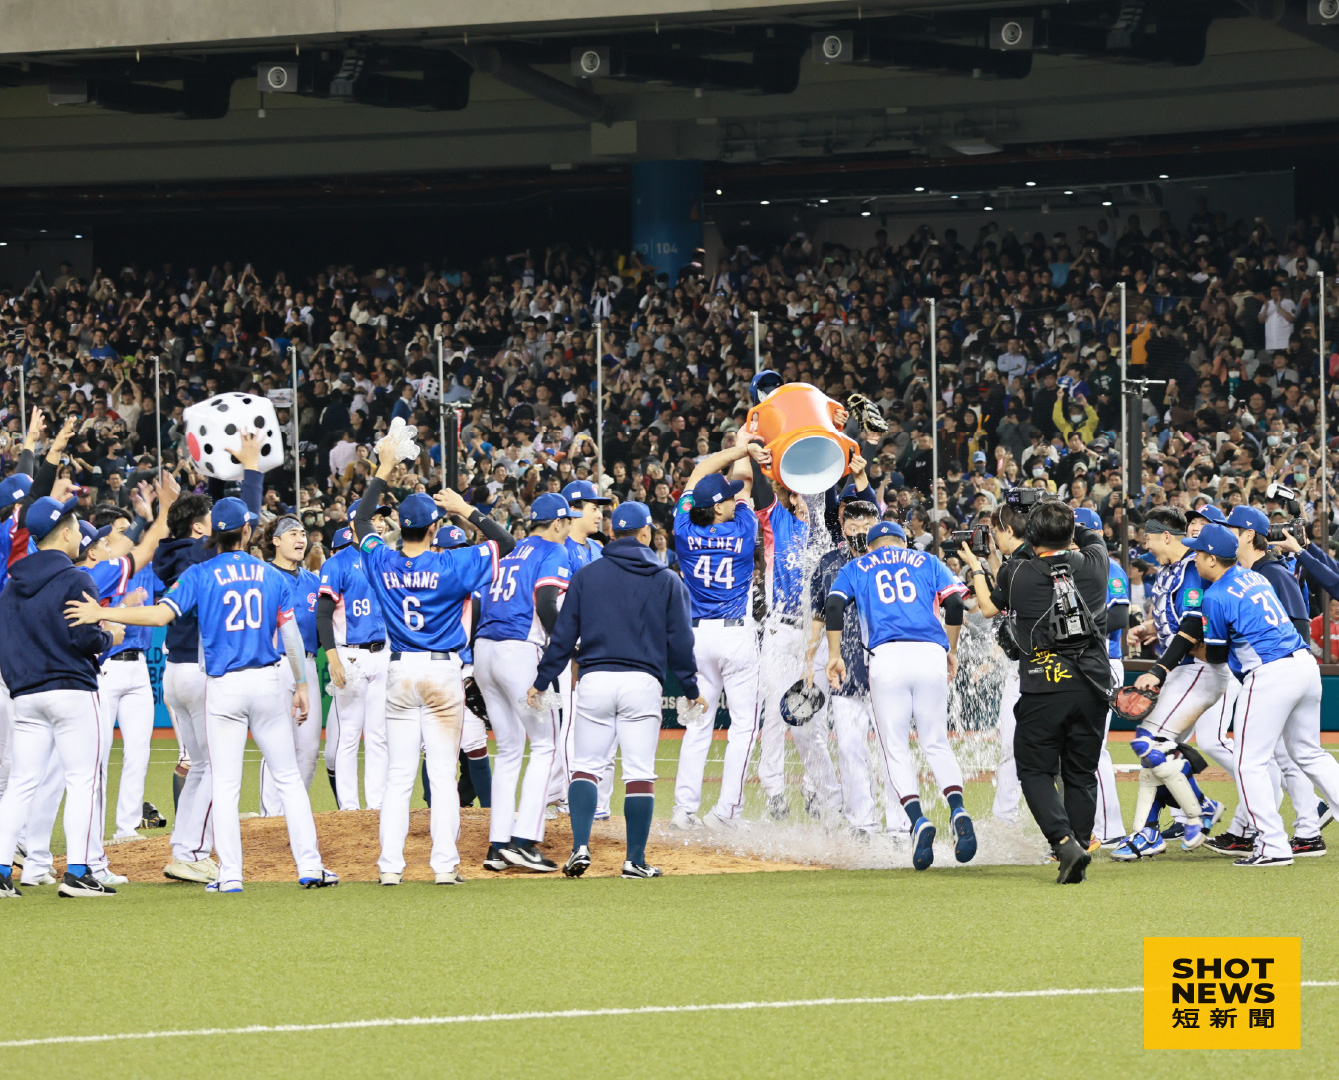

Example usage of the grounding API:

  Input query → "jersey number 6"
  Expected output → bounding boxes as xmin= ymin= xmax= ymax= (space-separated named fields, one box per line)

xmin=402 ymin=595 xmax=424 ymax=631
xmin=875 ymin=568 xmax=917 ymax=604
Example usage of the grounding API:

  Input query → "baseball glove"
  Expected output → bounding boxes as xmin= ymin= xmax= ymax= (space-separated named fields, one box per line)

xmin=140 ymin=801 xmax=167 ymax=829
xmin=846 ymin=393 xmax=888 ymax=434
xmin=463 ymin=676 xmax=489 ymax=723
xmin=1111 ymin=685 xmax=1159 ymax=725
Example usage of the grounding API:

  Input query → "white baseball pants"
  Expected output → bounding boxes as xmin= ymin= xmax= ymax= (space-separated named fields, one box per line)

xmin=1143 ymin=661 xmax=1230 ymax=748
xmin=868 ymin=641 xmax=964 ymax=810
xmin=993 ymin=672 xmax=1022 ymax=822
xmin=165 ymin=662 xmax=213 ymax=864
xmin=207 ymin=665 xmax=323 ymax=884
xmin=0 ymin=689 xmax=105 ymax=871
xmin=100 ymin=657 xmax=155 ymax=840
xmin=260 ymin=655 xmax=321 ymax=817
xmin=758 ymin=622 xmax=841 ymax=816
xmin=1094 ymin=657 xmax=1125 ymax=841
xmin=381 ymin=651 xmax=465 ymax=876
xmin=827 ymin=695 xmax=881 ymax=830
xmin=674 ymin=620 xmax=760 ymax=820
xmin=328 ymin=645 xmax=389 ymax=811
xmin=571 ymin=671 xmax=661 ymax=786
xmin=475 ymin=638 xmax=556 ymax=846
xmin=1233 ymin=652 xmax=1339 ymax=860
xmin=0 ymin=671 xmax=12 ymax=800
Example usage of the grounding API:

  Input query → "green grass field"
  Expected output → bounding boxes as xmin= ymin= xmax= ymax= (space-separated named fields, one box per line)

xmin=5 ymin=737 xmax=1338 ymax=1079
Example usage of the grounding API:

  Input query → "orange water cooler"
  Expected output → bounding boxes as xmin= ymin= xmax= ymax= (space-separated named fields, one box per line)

xmin=745 ymin=383 xmax=859 ymax=495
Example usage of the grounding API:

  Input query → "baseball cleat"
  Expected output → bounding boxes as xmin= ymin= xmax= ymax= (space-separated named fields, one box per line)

xmin=767 ymin=794 xmax=790 ymax=821
xmin=849 ymin=826 xmax=873 ymax=843
xmin=105 ymin=833 xmax=146 ymax=846
xmin=299 ymin=869 xmax=340 ymax=888
xmin=499 ymin=844 xmax=558 ymax=873
xmin=702 ymin=809 xmax=740 ymax=830
xmin=1110 ymin=832 xmax=1165 ymax=861
xmin=1085 ymin=835 xmax=1101 ymax=855
xmin=1055 ymin=837 xmax=1091 ymax=884
xmin=544 ymin=805 xmax=559 ymax=821
xmin=59 ymin=870 xmax=117 ymax=898
xmin=911 ymin=817 xmax=936 ymax=871
xmin=1233 ymin=853 xmax=1293 ymax=868
xmin=621 ymin=861 xmax=663 ymax=879
xmin=1205 ymin=832 xmax=1254 ymax=855
xmin=1180 ymin=825 xmax=1207 ymax=852
xmin=669 ymin=809 xmax=704 ymax=831
xmin=238 ymin=812 xmax=262 ymax=820
xmin=140 ymin=801 xmax=168 ymax=829
xmin=593 ymin=809 xmax=611 ymax=821
xmin=95 ymin=870 xmax=129 ymax=886
xmin=22 ymin=872 xmax=57 ymax=886
xmin=482 ymin=845 xmax=509 ymax=872
xmin=951 ymin=809 xmax=977 ymax=863
xmin=435 ymin=870 xmax=466 ymax=885
xmin=379 ymin=872 xmax=402 ymax=886
xmin=1200 ymin=799 xmax=1225 ymax=832
xmin=802 ymin=789 xmax=822 ymax=820
xmin=1161 ymin=822 xmax=1185 ymax=841
xmin=0 ymin=874 xmax=20 ymax=898
xmin=1319 ymin=802 xmax=1334 ymax=832
xmin=563 ymin=846 xmax=592 ymax=878
xmin=1290 ymin=835 xmax=1327 ymax=858
xmin=1099 ymin=836 xmax=1127 ymax=850
xmin=164 ymin=859 xmax=217 ymax=884
xmin=12 ymin=844 xmax=25 ymax=867
xmin=206 ymin=880 xmax=244 ymax=893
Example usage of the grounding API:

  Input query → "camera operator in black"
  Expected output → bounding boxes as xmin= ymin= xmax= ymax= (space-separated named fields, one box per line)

xmin=964 ymin=497 xmax=1110 ymax=883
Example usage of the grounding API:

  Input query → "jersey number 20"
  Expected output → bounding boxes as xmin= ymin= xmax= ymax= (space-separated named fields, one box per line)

xmin=692 ymin=555 xmax=734 ymax=590
xmin=874 ymin=568 xmax=917 ymax=604
xmin=223 ymin=588 xmax=263 ymax=631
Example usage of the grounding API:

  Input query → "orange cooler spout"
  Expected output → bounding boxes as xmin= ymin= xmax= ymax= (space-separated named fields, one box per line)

xmin=744 ymin=383 xmax=859 ymax=495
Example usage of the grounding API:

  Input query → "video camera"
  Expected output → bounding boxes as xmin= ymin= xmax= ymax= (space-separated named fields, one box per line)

xmin=1265 ymin=481 xmax=1307 ymax=543
xmin=951 ymin=524 xmax=991 ymax=558
xmin=1004 ymin=487 xmax=1047 ymax=509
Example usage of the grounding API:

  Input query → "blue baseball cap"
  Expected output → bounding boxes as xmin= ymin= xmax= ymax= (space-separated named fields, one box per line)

xmin=691 ymin=473 xmax=744 ymax=507
xmin=1188 ymin=504 xmax=1228 ymax=526
xmin=750 ymin=369 xmax=783 ymax=405
xmin=529 ymin=492 xmax=572 ymax=523
xmin=398 ymin=493 xmax=441 ymax=530
xmin=1073 ymin=507 xmax=1103 ymax=531
xmin=349 ymin=498 xmax=393 ymax=518
xmin=77 ymin=520 xmax=98 ymax=555
xmin=211 ymin=497 xmax=258 ymax=533
xmin=561 ymin=480 xmax=611 ymax=505
xmin=434 ymin=525 xmax=469 ymax=549
xmin=332 ymin=527 xmax=353 ymax=551
xmin=0 ymin=474 xmax=32 ymax=509
xmin=612 ymin=501 xmax=653 ymax=532
xmin=867 ymin=520 xmax=906 ymax=544
xmin=1182 ymin=522 xmax=1239 ymax=560
xmin=1224 ymin=505 xmax=1269 ymax=535
xmin=27 ymin=496 xmax=81 ymax=541
xmin=838 ymin=483 xmax=866 ymax=502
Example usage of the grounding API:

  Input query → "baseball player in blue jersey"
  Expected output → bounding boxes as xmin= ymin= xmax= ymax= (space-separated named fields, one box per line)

xmin=546 ymin=479 xmax=610 ymax=817
xmin=671 ymin=434 xmax=769 ymax=829
xmin=1173 ymin=522 xmax=1339 ymax=866
xmin=1116 ymin=505 xmax=1225 ymax=857
xmin=0 ymin=473 xmax=30 ymax=804
xmin=352 ymin=434 xmax=514 ymax=885
xmin=827 ymin=520 xmax=975 ymax=871
xmin=475 ymin=492 xmax=573 ymax=873
xmin=259 ymin=515 xmax=323 ymax=817
xmin=67 ymin=496 xmax=336 ymax=892
xmin=318 ymin=521 xmax=390 ymax=811
xmin=1072 ymin=508 xmax=1128 ymax=845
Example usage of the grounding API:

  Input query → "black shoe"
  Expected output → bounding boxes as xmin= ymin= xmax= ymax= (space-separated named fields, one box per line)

xmin=140 ymin=801 xmax=168 ymax=829
xmin=500 ymin=844 xmax=558 ymax=873
xmin=1319 ymin=801 xmax=1333 ymax=832
xmin=1162 ymin=822 xmax=1185 ymax=840
xmin=482 ymin=845 xmax=509 ymax=872
xmin=0 ymin=874 xmax=20 ymax=898
xmin=563 ymin=846 xmax=591 ymax=878
xmin=1291 ymin=835 xmax=1327 ymax=858
xmin=621 ymin=861 xmax=663 ymax=879
xmin=1205 ymin=832 xmax=1254 ymax=855
xmin=767 ymin=794 xmax=790 ymax=821
xmin=1054 ymin=837 xmax=1091 ymax=885
xmin=1233 ymin=853 xmax=1293 ymax=868
xmin=58 ymin=869 xmax=116 ymax=898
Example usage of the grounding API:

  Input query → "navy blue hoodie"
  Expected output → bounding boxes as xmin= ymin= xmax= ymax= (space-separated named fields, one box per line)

xmin=535 ymin=537 xmax=699 ymax=698
xmin=153 ymin=536 xmax=207 ymax=663
xmin=0 ymin=549 xmax=113 ymax=697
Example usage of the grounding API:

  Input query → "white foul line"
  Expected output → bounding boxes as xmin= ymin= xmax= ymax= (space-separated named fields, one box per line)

xmin=3 ymin=983 xmax=1337 ymax=1050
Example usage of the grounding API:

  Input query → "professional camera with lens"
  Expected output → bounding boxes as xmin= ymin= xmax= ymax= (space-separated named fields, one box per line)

xmin=1264 ymin=481 xmax=1307 ymax=543
xmin=951 ymin=524 xmax=991 ymax=558
xmin=1004 ymin=487 xmax=1046 ymax=509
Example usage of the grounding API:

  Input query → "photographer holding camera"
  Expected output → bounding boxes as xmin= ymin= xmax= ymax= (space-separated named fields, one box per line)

xmin=960 ymin=492 xmax=1110 ymax=884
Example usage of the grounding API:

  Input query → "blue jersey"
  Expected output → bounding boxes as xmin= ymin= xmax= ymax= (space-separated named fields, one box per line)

xmin=0 ymin=517 xmax=15 ymax=592
xmin=759 ymin=499 xmax=809 ymax=617
xmin=1106 ymin=558 xmax=1130 ymax=660
xmin=1150 ymin=553 xmax=1206 ymax=665
xmin=477 ymin=536 xmax=572 ymax=646
xmin=107 ymin=562 xmax=163 ymax=656
xmin=565 ymin=536 xmax=603 ymax=571
xmin=318 ymin=546 xmax=388 ymax=647
xmin=829 ymin=546 xmax=967 ymax=651
xmin=811 ymin=546 xmax=868 ymax=697
xmin=274 ymin=565 xmax=320 ymax=654
xmin=1202 ymin=564 xmax=1307 ymax=676
xmin=83 ymin=555 xmax=133 ymax=604
xmin=359 ymin=533 xmax=499 ymax=654
xmin=674 ymin=495 xmax=757 ymax=620
xmin=162 ymin=553 xmax=296 ymax=677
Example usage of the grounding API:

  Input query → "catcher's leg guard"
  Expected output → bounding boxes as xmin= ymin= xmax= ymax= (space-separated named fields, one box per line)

xmin=1132 ymin=768 xmax=1162 ymax=837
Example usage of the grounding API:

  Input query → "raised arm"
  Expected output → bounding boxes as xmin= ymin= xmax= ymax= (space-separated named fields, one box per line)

xmin=684 ymin=432 xmax=757 ymax=491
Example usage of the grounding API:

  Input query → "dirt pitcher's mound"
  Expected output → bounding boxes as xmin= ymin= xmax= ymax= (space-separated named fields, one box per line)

xmin=94 ymin=807 xmax=816 ymax=883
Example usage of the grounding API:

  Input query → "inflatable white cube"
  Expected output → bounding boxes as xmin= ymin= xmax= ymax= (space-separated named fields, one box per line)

xmin=182 ymin=392 xmax=285 ymax=479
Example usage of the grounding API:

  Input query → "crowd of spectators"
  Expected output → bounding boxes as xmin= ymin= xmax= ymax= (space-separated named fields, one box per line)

xmin=2 ymin=195 xmax=1338 ymax=632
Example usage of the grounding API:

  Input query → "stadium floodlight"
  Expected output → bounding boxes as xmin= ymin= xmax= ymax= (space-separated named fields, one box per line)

xmin=572 ymin=48 xmax=610 ymax=78
xmin=990 ymin=17 xmax=1034 ymax=50
xmin=257 ymin=64 xmax=298 ymax=94
xmin=1309 ymin=0 xmax=1339 ymax=23
xmin=812 ymin=32 xmax=854 ymax=63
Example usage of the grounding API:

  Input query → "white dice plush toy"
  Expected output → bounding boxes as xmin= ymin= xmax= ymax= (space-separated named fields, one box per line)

xmin=418 ymin=375 xmax=441 ymax=403
xmin=182 ymin=393 xmax=285 ymax=480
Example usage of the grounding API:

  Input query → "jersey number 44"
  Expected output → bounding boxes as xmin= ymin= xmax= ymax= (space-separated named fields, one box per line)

xmin=692 ymin=555 xmax=735 ymax=591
